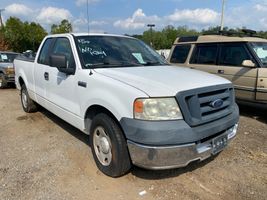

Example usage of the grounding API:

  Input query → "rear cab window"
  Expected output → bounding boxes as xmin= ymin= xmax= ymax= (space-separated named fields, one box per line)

xmin=170 ymin=45 xmax=191 ymax=63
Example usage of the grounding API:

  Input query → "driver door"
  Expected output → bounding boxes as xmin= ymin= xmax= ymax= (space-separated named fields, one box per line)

xmin=45 ymin=37 xmax=81 ymax=121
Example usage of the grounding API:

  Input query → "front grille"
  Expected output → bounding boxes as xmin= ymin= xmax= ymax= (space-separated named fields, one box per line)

xmin=176 ymin=84 xmax=234 ymax=127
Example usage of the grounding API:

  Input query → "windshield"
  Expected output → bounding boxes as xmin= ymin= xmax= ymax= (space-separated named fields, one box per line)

xmin=250 ymin=42 xmax=267 ymax=67
xmin=0 ymin=53 xmax=19 ymax=63
xmin=75 ymin=36 xmax=167 ymax=69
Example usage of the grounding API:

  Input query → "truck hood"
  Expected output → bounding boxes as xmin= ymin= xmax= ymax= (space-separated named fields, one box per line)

xmin=94 ymin=65 xmax=231 ymax=97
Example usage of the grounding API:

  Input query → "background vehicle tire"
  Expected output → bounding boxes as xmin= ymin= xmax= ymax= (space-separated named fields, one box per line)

xmin=0 ymin=73 xmax=8 ymax=89
xmin=21 ymin=84 xmax=38 ymax=113
xmin=90 ymin=113 xmax=131 ymax=177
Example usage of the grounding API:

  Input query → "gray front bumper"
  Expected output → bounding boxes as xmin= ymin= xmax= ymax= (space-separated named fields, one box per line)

xmin=127 ymin=124 xmax=238 ymax=170
xmin=4 ymin=74 xmax=15 ymax=83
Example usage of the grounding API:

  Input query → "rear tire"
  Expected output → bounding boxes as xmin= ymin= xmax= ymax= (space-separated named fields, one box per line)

xmin=21 ymin=84 xmax=38 ymax=113
xmin=0 ymin=73 xmax=8 ymax=89
xmin=90 ymin=113 xmax=131 ymax=177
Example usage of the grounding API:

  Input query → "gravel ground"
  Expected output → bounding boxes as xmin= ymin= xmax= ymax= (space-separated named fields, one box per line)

xmin=0 ymin=88 xmax=266 ymax=200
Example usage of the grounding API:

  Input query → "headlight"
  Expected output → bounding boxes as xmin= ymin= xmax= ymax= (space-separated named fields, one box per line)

xmin=134 ymin=98 xmax=183 ymax=120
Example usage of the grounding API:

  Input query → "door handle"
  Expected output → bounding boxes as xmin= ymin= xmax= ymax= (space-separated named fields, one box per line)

xmin=218 ymin=70 xmax=224 ymax=74
xmin=44 ymin=72 xmax=49 ymax=81
xmin=78 ymin=81 xmax=87 ymax=88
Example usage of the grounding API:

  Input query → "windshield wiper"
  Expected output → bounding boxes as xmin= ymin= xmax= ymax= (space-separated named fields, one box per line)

xmin=143 ymin=61 xmax=166 ymax=66
xmin=85 ymin=61 xmax=143 ymax=68
xmin=85 ymin=62 xmax=112 ymax=68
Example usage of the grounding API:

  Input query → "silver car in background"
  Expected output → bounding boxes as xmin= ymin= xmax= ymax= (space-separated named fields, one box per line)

xmin=0 ymin=51 xmax=20 ymax=88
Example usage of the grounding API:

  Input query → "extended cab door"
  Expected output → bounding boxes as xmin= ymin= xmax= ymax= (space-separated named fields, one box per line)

xmin=34 ymin=38 xmax=53 ymax=105
xmin=217 ymin=43 xmax=258 ymax=101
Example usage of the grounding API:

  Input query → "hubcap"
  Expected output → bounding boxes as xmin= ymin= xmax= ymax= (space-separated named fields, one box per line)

xmin=22 ymin=90 xmax=28 ymax=109
xmin=93 ymin=126 xmax=112 ymax=166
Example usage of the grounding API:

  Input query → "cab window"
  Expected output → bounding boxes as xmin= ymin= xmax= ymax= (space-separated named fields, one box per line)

xmin=219 ymin=43 xmax=251 ymax=66
xmin=190 ymin=44 xmax=218 ymax=65
xmin=170 ymin=45 xmax=191 ymax=63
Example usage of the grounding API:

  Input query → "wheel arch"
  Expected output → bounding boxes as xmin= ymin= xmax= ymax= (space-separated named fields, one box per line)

xmin=18 ymin=76 xmax=25 ymax=88
xmin=84 ymin=104 xmax=125 ymax=137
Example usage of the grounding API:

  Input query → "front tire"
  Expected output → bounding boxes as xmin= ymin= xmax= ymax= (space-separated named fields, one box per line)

xmin=21 ymin=84 xmax=38 ymax=113
xmin=90 ymin=113 xmax=131 ymax=177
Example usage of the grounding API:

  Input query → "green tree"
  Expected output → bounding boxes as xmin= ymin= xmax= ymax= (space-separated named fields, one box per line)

xmin=25 ymin=22 xmax=47 ymax=51
xmin=3 ymin=17 xmax=47 ymax=52
xmin=51 ymin=19 xmax=72 ymax=34
xmin=0 ymin=27 xmax=10 ymax=51
xmin=258 ymin=31 xmax=267 ymax=39
xmin=4 ymin=17 xmax=26 ymax=52
xmin=132 ymin=25 xmax=267 ymax=50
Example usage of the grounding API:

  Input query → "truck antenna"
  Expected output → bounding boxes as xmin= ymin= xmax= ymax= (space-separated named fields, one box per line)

xmin=87 ymin=0 xmax=89 ymax=33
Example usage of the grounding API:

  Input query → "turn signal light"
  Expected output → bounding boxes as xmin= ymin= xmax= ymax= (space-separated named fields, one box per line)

xmin=134 ymin=99 xmax=143 ymax=113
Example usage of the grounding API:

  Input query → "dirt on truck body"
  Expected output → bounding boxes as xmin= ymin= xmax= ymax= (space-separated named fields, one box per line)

xmin=0 ymin=89 xmax=266 ymax=200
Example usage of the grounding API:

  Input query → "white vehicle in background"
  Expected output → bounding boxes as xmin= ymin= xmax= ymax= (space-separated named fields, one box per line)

xmin=156 ymin=49 xmax=170 ymax=59
xmin=14 ymin=33 xmax=239 ymax=177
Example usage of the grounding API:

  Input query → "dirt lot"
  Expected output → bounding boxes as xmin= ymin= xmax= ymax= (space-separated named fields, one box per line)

xmin=0 ymin=88 xmax=266 ymax=200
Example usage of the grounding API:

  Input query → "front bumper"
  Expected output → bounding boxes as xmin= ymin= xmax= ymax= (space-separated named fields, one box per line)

xmin=5 ymin=74 xmax=15 ymax=83
xmin=1 ymin=73 xmax=15 ymax=83
xmin=128 ymin=124 xmax=238 ymax=170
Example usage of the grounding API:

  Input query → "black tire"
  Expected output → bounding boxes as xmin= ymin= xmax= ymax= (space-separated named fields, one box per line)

xmin=0 ymin=73 xmax=8 ymax=89
xmin=21 ymin=84 xmax=38 ymax=113
xmin=90 ymin=113 xmax=131 ymax=177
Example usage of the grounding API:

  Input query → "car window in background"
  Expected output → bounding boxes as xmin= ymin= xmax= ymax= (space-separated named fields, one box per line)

xmin=250 ymin=42 xmax=267 ymax=67
xmin=190 ymin=44 xmax=218 ymax=65
xmin=170 ymin=45 xmax=191 ymax=63
xmin=75 ymin=36 xmax=167 ymax=68
xmin=37 ymin=38 xmax=53 ymax=65
xmin=219 ymin=43 xmax=251 ymax=66
xmin=0 ymin=53 xmax=19 ymax=63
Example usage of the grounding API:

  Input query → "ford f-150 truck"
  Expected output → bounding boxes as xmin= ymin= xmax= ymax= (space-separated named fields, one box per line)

xmin=14 ymin=33 xmax=239 ymax=177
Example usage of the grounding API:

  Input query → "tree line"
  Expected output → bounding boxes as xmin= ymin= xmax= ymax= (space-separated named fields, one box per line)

xmin=1 ymin=16 xmax=267 ymax=53
xmin=0 ymin=17 xmax=72 ymax=52
xmin=133 ymin=25 xmax=267 ymax=50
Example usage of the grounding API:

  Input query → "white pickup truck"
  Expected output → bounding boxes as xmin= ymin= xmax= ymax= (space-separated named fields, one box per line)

xmin=14 ymin=33 xmax=239 ymax=177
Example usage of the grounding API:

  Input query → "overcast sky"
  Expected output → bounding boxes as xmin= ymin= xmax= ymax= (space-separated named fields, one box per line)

xmin=1 ymin=0 xmax=267 ymax=34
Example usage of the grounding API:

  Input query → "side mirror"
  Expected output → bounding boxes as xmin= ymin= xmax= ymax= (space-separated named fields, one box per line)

xmin=50 ymin=54 xmax=75 ymax=75
xmin=242 ymin=60 xmax=256 ymax=68
xmin=50 ymin=54 xmax=66 ymax=68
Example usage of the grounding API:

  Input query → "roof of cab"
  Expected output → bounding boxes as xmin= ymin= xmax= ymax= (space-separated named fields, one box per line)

xmin=174 ymin=35 xmax=267 ymax=44
xmin=46 ymin=33 xmax=133 ymax=39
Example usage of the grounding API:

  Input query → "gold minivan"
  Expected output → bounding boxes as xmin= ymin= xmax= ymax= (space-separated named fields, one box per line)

xmin=168 ymin=34 xmax=267 ymax=104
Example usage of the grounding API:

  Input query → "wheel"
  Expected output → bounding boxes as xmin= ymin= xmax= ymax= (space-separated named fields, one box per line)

xmin=21 ymin=84 xmax=38 ymax=113
xmin=90 ymin=113 xmax=131 ymax=177
xmin=0 ymin=73 xmax=7 ymax=89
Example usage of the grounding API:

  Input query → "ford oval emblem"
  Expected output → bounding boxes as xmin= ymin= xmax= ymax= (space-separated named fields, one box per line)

xmin=210 ymin=99 xmax=224 ymax=108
